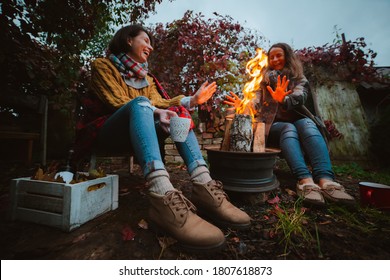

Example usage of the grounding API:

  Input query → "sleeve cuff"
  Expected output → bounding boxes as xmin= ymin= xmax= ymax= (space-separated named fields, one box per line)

xmin=180 ymin=96 xmax=195 ymax=111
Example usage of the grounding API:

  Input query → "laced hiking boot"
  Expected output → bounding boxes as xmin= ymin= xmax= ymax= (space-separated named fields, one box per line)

xmin=148 ymin=190 xmax=225 ymax=252
xmin=191 ymin=180 xmax=251 ymax=230
xmin=320 ymin=182 xmax=356 ymax=206
xmin=296 ymin=183 xmax=326 ymax=207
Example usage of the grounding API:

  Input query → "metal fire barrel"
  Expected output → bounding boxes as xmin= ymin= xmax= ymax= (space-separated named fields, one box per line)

xmin=206 ymin=148 xmax=280 ymax=193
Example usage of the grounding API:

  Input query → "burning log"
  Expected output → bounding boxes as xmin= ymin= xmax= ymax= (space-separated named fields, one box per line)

xmin=221 ymin=119 xmax=233 ymax=151
xmin=229 ymin=114 xmax=253 ymax=152
xmin=223 ymin=48 xmax=268 ymax=153
xmin=252 ymin=121 xmax=265 ymax=152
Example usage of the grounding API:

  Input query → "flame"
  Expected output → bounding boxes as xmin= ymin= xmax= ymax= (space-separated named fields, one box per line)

xmin=236 ymin=48 xmax=268 ymax=120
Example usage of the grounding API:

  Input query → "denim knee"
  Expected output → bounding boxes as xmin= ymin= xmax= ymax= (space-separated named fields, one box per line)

xmin=295 ymin=118 xmax=322 ymax=138
xmin=127 ymin=96 xmax=153 ymax=112
xmin=280 ymin=123 xmax=299 ymax=140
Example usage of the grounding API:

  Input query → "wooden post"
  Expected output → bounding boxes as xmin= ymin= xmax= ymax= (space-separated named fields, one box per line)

xmin=253 ymin=121 xmax=265 ymax=152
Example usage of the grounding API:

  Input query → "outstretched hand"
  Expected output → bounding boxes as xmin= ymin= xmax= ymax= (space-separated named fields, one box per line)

xmin=223 ymin=91 xmax=242 ymax=109
xmin=266 ymin=75 xmax=292 ymax=103
xmin=190 ymin=81 xmax=217 ymax=107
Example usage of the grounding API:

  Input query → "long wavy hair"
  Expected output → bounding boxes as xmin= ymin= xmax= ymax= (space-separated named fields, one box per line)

xmin=262 ymin=43 xmax=304 ymax=87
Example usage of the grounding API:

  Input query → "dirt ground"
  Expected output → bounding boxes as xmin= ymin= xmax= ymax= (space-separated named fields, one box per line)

xmin=1 ymin=159 xmax=390 ymax=260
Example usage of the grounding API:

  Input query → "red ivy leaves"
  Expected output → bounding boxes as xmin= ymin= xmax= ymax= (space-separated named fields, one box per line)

xmin=324 ymin=120 xmax=343 ymax=140
xmin=295 ymin=37 xmax=382 ymax=84
xmin=149 ymin=11 xmax=262 ymax=102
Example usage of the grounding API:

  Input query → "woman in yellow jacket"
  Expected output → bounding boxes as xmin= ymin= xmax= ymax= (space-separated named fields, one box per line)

xmin=78 ymin=24 xmax=250 ymax=252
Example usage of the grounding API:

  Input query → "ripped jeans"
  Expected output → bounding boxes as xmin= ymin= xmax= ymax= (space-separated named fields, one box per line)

xmin=268 ymin=118 xmax=334 ymax=182
xmin=96 ymin=96 xmax=207 ymax=177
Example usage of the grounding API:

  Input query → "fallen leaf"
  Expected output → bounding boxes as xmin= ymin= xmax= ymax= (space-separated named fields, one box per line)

xmin=273 ymin=204 xmax=284 ymax=214
xmin=269 ymin=230 xmax=276 ymax=239
xmin=267 ymin=195 xmax=280 ymax=204
xmin=122 ymin=226 xmax=136 ymax=241
xmin=319 ymin=221 xmax=332 ymax=225
xmin=231 ymin=237 xmax=240 ymax=243
xmin=138 ymin=219 xmax=148 ymax=229
xmin=262 ymin=229 xmax=276 ymax=240
xmin=32 ymin=168 xmax=44 ymax=180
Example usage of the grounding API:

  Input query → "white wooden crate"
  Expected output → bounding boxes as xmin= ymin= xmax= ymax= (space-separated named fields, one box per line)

xmin=9 ymin=174 xmax=119 ymax=231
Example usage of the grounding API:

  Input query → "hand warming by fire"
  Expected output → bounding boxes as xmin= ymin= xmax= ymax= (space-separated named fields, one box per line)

xmin=221 ymin=42 xmax=356 ymax=207
xmin=222 ymin=48 xmax=270 ymax=152
xmin=222 ymin=48 xmax=292 ymax=153
xmin=266 ymin=75 xmax=292 ymax=103
xmin=224 ymin=73 xmax=292 ymax=106
xmin=232 ymin=48 xmax=268 ymax=119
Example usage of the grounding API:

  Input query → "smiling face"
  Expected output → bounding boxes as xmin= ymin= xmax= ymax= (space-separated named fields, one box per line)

xmin=127 ymin=31 xmax=153 ymax=63
xmin=268 ymin=47 xmax=286 ymax=70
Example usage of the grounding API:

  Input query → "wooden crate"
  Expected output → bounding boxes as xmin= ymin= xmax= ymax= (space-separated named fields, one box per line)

xmin=9 ymin=174 xmax=119 ymax=231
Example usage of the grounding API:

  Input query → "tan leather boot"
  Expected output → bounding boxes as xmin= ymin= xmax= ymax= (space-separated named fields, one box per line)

xmin=191 ymin=180 xmax=251 ymax=229
xmin=148 ymin=190 xmax=225 ymax=252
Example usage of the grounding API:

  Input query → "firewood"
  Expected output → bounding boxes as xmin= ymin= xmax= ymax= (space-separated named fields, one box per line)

xmin=253 ymin=121 xmax=265 ymax=152
xmin=221 ymin=119 xmax=233 ymax=151
xmin=229 ymin=114 xmax=253 ymax=152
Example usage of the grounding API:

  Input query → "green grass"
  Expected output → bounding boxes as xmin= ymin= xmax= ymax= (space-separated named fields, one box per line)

xmin=328 ymin=204 xmax=390 ymax=233
xmin=274 ymin=198 xmax=313 ymax=255
xmin=333 ymin=162 xmax=390 ymax=185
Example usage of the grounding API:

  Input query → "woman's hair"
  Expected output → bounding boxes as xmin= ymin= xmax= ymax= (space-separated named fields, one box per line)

xmin=262 ymin=42 xmax=304 ymax=85
xmin=108 ymin=24 xmax=154 ymax=55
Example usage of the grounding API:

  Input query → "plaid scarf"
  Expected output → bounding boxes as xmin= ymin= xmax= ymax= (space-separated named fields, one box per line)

xmin=108 ymin=53 xmax=148 ymax=79
xmin=148 ymin=73 xmax=171 ymax=100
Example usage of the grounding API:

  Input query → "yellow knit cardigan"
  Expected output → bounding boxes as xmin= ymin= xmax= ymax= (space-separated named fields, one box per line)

xmin=91 ymin=58 xmax=185 ymax=110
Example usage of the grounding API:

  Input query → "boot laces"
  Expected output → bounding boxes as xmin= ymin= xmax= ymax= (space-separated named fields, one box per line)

xmin=302 ymin=184 xmax=321 ymax=195
xmin=321 ymin=182 xmax=344 ymax=194
xmin=164 ymin=190 xmax=196 ymax=217
xmin=208 ymin=180 xmax=229 ymax=201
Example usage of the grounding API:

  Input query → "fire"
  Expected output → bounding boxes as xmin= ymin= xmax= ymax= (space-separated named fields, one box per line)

xmin=236 ymin=48 xmax=268 ymax=120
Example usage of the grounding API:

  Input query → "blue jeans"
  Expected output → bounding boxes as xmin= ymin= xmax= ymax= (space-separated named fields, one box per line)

xmin=96 ymin=96 xmax=207 ymax=177
xmin=268 ymin=118 xmax=334 ymax=182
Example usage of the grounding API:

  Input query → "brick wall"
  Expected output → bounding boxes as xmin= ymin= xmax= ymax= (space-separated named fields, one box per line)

xmin=93 ymin=131 xmax=224 ymax=172
xmin=164 ymin=132 xmax=223 ymax=163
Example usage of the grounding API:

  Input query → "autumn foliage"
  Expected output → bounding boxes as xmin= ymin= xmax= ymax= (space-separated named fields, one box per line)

xmin=2 ymin=1 xmax=388 ymax=160
xmin=0 ymin=0 xmax=166 ymax=102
